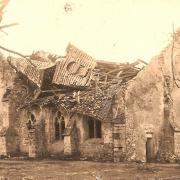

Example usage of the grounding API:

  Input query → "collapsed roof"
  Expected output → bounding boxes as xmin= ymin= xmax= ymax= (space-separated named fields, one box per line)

xmin=6 ymin=44 xmax=146 ymax=120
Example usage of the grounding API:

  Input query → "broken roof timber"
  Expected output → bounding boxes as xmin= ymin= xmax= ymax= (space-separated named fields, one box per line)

xmin=8 ymin=56 xmax=55 ymax=88
xmin=52 ymin=44 xmax=96 ymax=87
xmin=3 ymin=43 xmax=146 ymax=120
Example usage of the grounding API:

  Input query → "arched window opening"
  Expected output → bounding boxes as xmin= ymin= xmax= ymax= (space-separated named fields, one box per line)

xmin=31 ymin=114 xmax=36 ymax=123
xmin=88 ymin=117 xmax=102 ymax=138
xmin=61 ymin=118 xmax=65 ymax=139
xmin=26 ymin=113 xmax=36 ymax=130
xmin=57 ymin=111 xmax=61 ymax=118
xmin=54 ymin=118 xmax=60 ymax=140
xmin=54 ymin=112 xmax=65 ymax=140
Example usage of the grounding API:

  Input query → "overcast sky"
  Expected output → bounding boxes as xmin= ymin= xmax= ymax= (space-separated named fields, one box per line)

xmin=1 ymin=0 xmax=180 ymax=63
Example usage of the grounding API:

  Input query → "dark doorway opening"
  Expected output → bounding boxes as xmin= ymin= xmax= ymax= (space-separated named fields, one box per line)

xmin=146 ymin=137 xmax=153 ymax=162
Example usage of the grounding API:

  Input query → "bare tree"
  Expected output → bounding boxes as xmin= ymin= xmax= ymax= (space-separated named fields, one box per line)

xmin=0 ymin=0 xmax=18 ymax=34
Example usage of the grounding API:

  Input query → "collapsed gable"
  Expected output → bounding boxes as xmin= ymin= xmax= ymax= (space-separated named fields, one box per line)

xmin=52 ymin=44 xmax=96 ymax=87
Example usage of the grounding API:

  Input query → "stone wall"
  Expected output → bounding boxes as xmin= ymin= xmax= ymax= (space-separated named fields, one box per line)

xmin=64 ymin=114 xmax=80 ymax=156
xmin=22 ymin=106 xmax=70 ymax=157
xmin=124 ymin=29 xmax=180 ymax=162
xmin=24 ymin=106 xmax=46 ymax=157
xmin=16 ymin=106 xmax=115 ymax=161
xmin=0 ymin=55 xmax=18 ymax=157
xmin=125 ymin=55 xmax=165 ymax=162
xmin=161 ymin=30 xmax=180 ymax=160
xmin=76 ymin=115 xmax=114 ymax=161
xmin=174 ymin=132 xmax=180 ymax=158
xmin=79 ymin=138 xmax=113 ymax=161
xmin=0 ymin=136 xmax=7 ymax=156
xmin=18 ymin=110 xmax=29 ymax=155
xmin=0 ymin=100 xmax=21 ymax=157
xmin=43 ymin=107 xmax=65 ymax=156
xmin=112 ymin=89 xmax=126 ymax=162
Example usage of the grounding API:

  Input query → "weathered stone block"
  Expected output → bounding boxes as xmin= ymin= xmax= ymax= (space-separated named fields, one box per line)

xmin=174 ymin=132 xmax=180 ymax=157
xmin=0 ymin=137 xmax=7 ymax=156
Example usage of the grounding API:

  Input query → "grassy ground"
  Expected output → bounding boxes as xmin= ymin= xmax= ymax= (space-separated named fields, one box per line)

xmin=0 ymin=160 xmax=179 ymax=179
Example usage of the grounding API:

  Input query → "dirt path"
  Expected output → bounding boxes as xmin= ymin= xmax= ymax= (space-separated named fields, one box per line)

xmin=0 ymin=160 xmax=179 ymax=179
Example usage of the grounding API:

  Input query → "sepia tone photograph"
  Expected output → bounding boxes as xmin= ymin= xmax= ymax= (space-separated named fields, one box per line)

xmin=0 ymin=0 xmax=180 ymax=179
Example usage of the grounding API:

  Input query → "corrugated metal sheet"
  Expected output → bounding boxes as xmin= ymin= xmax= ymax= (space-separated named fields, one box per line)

xmin=52 ymin=44 xmax=96 ymax=87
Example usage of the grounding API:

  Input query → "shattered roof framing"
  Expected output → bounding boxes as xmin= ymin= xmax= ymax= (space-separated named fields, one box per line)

xmin=6 ymin=44 xmax=146 ymax=120
xmin=7 ymin=56 xmax=56 ymax=88
xmin=53 ymin=44 xmax=96 ymax=87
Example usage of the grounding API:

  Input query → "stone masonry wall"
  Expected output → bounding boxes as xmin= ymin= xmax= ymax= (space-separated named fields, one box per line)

xmin=112 ymin=90 xmax=126 ymax=162
xmin=124 ymin=29 xmax=180 ymax=162
xmin=125 ymin=55 xmax=165 ymax=162
xmin=77 ymin=115 xmax=114 ymax=161
xmin=161 ymin=29 xmax=180 ymax=159
xmin=19 ymin=106 xmax=70 ymax=157
xmin=174 ymin=132 xmax=180 ymax=158
xmin=0 ymin=53 xmax=17 ymax=156
xmin=18 ymin=110 xmax=29 ymax=155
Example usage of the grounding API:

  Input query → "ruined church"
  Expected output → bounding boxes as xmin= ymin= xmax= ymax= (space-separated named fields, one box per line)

xmin=0 ymin=30 xmax=180 ymax=163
